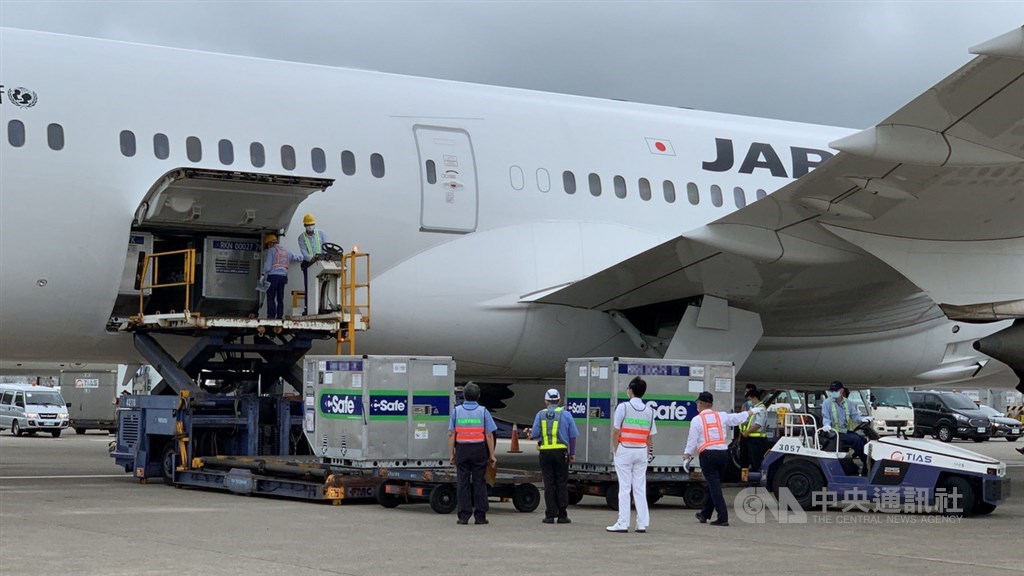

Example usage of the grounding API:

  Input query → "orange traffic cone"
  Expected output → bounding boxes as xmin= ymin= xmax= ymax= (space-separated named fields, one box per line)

xmin=508 ymin=424 xmax=522 ymax=453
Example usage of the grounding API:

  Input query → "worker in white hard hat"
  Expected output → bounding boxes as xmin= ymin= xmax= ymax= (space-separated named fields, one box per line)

xmin=297 ymin=213 xmax=328 ymax=315
xmin=261 ymin=234 xmax=301 ymax=319
xmin=531 ymin=387 xmax=579 ymax=524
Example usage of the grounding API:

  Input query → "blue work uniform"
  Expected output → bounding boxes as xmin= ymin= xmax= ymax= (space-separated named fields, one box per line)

xmin=261 ymin=245 xmax=301 ymax=319
xmin=822 ymin=396 xmax=866 ymax=463
xmin=449 ymin=402 xmax=497 ymax=523
xmin=297 ymin=229 xmax=328 ymax=315
xmin=531 ymin=406 xmax=580 ymax=521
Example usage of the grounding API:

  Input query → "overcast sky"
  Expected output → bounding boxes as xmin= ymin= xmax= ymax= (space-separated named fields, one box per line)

xmin=1 ymin=1 xmax=1021 ymax=127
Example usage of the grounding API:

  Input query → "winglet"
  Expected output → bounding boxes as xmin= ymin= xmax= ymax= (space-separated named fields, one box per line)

xmin=969 ymin=26 xmax=1024 ymax=60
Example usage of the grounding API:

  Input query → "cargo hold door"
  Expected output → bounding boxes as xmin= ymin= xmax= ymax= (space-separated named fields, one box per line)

xmin=134 ymin=168 xmax=334 ymax=233
xmin=414 ymin=126 xmax=478 ymax=233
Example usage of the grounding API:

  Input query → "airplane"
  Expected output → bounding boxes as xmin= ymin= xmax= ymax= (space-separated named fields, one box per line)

xmin=1 ymin=26 xmax=1021 ymax=423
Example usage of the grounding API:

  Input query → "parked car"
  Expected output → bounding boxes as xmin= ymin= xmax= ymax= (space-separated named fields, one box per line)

xmin=976 ymin=404 xmax=1022 ymax=442
xmin=908 ymin=391 xmax=993 ymax=442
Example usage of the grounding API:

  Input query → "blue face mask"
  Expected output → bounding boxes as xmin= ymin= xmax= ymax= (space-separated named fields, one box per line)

xmin=828 ymin=391 xmax=840 ymax=399
xmin=305 ymin=226 xmax=314 ymax=234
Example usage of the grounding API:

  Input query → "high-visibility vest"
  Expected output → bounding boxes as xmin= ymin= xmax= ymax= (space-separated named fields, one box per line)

xmin=697 ymin=409 xmax=727 ymax=453
xmin=538 ymin=407 xmax=568 ymax=450
xmin=740 ymin=403 xmax=767 ymax=438
xmin=302 ymin=231 xmax=323 ymax=257
xmin=619 ymin=401 xmax=654 ymax=448
xmin=268 ymin=246 xmax=290 ymax=274
xmin=454 ymin=405 xmax=485 ymax=444
xmin=829 ymin=400 xmax=857 ymax=432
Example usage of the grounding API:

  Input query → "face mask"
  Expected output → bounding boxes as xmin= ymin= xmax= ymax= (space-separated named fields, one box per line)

xmin=828 ymin=391 xmax=839 ymax=399
xmin=305 ymin=226 xmax=314 ymax=234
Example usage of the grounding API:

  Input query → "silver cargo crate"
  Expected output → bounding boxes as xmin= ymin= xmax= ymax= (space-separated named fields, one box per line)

xmin=302 ymin=355 xmax=455 ymax=468
xmin=566 ymin=357 xmax=735 ymax=472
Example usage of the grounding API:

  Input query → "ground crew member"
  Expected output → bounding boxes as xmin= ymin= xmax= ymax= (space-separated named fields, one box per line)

xmin=738 ymin=388 xmax=769 ymax=474
xmin=530 ymin=388 xmax=579 ymax=524
xmin=684 ymin=392 xmax=761 ymax=526
xmin=607 ymin=377 xmax=656 ymax=534
xmin=741 ymin=384 xmax=757 ymax=411
xmin=448 ymin=383 xmax=497 ymax=525
xmin=261 ymin=234 xmax=301 ymax=319
xmin=821 ymin=380 xmax=866 ymax=465
xmin=297 ymin=213 xmax=328 ymax=315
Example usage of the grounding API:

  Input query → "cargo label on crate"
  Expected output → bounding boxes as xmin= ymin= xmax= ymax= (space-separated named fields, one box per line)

xmin=617 ymin=363 xmax=691 ymax=377
xmin=319 ymin=390 xmax=363 ymax=419
xmin=566 ymin=394 xmax=697 ymax=426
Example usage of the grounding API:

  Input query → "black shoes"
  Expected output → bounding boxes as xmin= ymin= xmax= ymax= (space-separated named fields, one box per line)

xmin=695 ymin=512 xmax=707 ymax=524
xmin=542 ymin=517 xmax=555 ymax=524
xmin=475 ymin=518 xmax=489 ymax=525
xmin=557 ymin=517 xmax=571 ymax=524
xmin=709 ymin=519 xmax=729 ymax=527
xmin=457 ymin=518 xmax=469 ymax=525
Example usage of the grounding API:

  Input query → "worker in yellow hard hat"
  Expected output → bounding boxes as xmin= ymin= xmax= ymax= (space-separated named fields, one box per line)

xmin=261 ymin=233 xmax=301 ymax=319
xmin=297 ymin=213 xmax=329 ymax=315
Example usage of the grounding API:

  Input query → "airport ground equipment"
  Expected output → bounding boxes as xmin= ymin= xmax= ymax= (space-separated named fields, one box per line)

xmin=762 ymin=413 xmax=1010 ymax=516
xmin=374 ymin=467 xmax=542 ymax=514
xmin=302 ymin=355 xmax=456 ymax=468
xmin=59 ymin=368 xmax=118 ymax=434
xmin=563 ymin=357 xmax=734 ymax=509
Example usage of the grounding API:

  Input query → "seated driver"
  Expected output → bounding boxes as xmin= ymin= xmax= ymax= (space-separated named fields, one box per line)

xmin=821 ymin=380 xmax=866 ymax=464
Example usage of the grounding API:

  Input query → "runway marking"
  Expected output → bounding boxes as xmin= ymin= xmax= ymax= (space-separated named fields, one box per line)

xmin=0 ymin=474 xmax=126 ymax=480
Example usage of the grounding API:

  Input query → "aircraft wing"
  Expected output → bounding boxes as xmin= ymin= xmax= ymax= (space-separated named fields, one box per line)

xmin=532 ymin=27 xmax=1024 ymax=338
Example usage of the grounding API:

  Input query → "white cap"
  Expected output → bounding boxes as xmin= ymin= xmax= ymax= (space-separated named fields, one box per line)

xmin=544 ymin=388 xmax=560 ymax=401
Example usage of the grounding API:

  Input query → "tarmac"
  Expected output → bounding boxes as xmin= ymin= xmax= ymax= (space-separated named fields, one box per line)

xmin=1 ymin=433 xmax=1021 ymax=576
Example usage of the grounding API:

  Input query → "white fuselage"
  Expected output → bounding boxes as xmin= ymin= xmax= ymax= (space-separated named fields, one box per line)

xmin=0 ymin=28 xmax=1011 ymax=392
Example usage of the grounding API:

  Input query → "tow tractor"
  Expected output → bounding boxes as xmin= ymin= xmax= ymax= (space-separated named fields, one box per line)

xmin=761 ymin=413 xmax=1010 ymax=516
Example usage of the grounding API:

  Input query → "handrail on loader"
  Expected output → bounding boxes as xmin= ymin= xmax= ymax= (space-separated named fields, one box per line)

xmin=135 ymin=248 xmax=196 ymax=319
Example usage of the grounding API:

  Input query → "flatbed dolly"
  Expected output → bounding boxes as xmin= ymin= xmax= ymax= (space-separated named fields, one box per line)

xmin=566 ymin=467 xmax=708 ymax=509
xmin=374 ymin=467 xmax=542 ymax=513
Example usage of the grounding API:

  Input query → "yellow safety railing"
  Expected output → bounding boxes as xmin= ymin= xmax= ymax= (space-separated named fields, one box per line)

xmin=337 ymin=251 xmax=371 ymax=354
xmin=136 ymin=248 xmax=196 ymax=318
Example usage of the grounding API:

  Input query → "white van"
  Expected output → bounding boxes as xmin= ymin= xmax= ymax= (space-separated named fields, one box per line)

xmin=864 ymin=388 xmax=915 ymax=436
xmin=0 ymin=383 xmax=70 ymax=437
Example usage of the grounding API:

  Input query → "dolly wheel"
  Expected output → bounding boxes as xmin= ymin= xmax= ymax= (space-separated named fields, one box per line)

xmin=512 ymin=483 xmax=541 ymax=512
xmin=376 ymin=482 xmax=401 ymax=509
xmin=429 ymin=484 xmax=458 ymax=514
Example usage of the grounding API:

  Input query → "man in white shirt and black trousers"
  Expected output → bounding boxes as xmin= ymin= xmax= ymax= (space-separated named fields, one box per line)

xmin=683 ymin=391 xmax=763 ymax=526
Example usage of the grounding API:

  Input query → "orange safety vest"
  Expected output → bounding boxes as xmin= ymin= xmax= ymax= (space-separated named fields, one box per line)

xmin=697 ymin=409 xmax=727 ymax=453
xmin=454 ymin=405 xmax=485 ymax=444
xmin=619 ymin=401 xmax=654 ymax=448
xmin=267 ymin=246 xmax=290 ymax=275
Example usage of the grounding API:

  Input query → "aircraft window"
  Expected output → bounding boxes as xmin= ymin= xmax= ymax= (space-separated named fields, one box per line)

xmin=311 ymin=147 xmax=327 ymax=173
xmin=588 ymin=173 xmax=601 ymax=197
xmin=510 ymin=165 xmax=524 ymax=190
xmin=613 ymin=175 xmax=627 ymax=199
xmin=341 ymin=150 xmax=356 ymax=175
xmin=186 ymin=136 xmax=202 ymax=162
xmin=7 ymin=120 xmax=25 ymax=147
xmin=537 ymin=168 xmax=551 ymax=192
xmin=734 ymin=186 xmax=746 ymax=208
xmin=250 ymin=142 xmax=265 ymax=167
xmin=710 ymin=184 xmax=723 ymax=207
xmin=687 ymin=182 xmax=699 ymax=205
xmin=153 ymin=133 xmax=170 ymax=160
xmin=281 ymin=145 xmax=296 ymax=170
xmin=638 ymin=178 xmax=651 ymax=201
xmin=120 ymin=130 xmax=137 ymax=157
xmin=219 ymin=139 xmax=234 ymax=165
xmin=370 ymin=153 xmax=385 ymax=178
xmin=47 ymin=123 xmax=64 ymax=151
xmin=663 ymin=180 xmax=676 ymax=203
xmin=756 ymin=188 xmax=767 ymax=200
xmin=563 ymin=171 xmax=576 ymax=194
xmin=426 ymin=160 xmax=437 ymax=184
